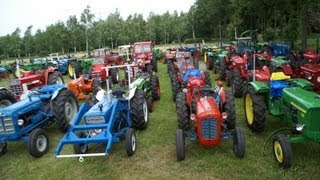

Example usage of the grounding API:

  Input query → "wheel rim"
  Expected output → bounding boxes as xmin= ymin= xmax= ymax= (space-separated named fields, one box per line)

xmin=131 ymin=134 xmax=136 ymax=152
xmin=36 ymin=135 xmax=47 ymax=152
xmin=57 ymin=76 xmax=64 ymax=84
xmin=274 ymin=141 xmax=283 ymax=163
xmin=65 ymin=97 xmax=77 ymax=122
xmin=143 ymin=99 xmax=148 ymax=122
xmin=15 ymin=68 xmax=25 ymax=77
xmin=245 ymin=94 xmax=254 ymax=125
xmin=68 ymin=64 xmax=74 ymax=77
xmin=0 ymin=100 xmax=13 ymax=109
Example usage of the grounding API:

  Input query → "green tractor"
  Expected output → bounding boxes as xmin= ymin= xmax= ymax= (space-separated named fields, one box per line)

xmin=244 ymin=72 xmax=320 ymax=168
xmin=203 ymin=44 xmax=227 ymax=73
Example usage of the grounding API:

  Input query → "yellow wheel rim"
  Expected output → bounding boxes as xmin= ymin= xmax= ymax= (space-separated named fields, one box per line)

xmin=15 ymin=68 xmax=25 ymax=77
xmin=274 ymin=141 xmax=283 ymax=163
xmin=204 ymin=53 xmax=207 ymax=63
xmin=68 ymin=64 xmax=74 ymax=76
xmin=245 ymin=94 xmax=254 ymax=125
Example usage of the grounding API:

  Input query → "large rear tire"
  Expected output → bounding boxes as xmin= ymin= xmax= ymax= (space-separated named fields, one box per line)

xmin=52 ymin=88 xmax=79 ymax=133
xmin=219 ymin=58 xmax=227 ymax=80
xmin=170 ymin=73 xmax=180 ymax=102
xmin=224 ymin=91 xmax=236 ymax=130
xmin=151 ymin=55 xmax=158 ymax=72
xmin=151 ymin=75 xmax=160 ymax=100
xmin=206 ymin=55 xmax=214 ymax=70
xmin=176 ymin=92 xmax=191 ymax=131
xmin=48 ymin=71 xmax=64 ymax=85
xmin=232 ymin=69 xmax=244 ymax=98
xmin=0 ymin=89 xmax=16 ymax=109
xmin=204 ymin=71 xmax=212 ymax=86
xmin=110 ymin=68 xmax=119 ymax=84
xmin=130 ymin=90 xmax=149 ymax=130
xmin=68 ymin=61 xmax=80 ymax=79
xmin=243 ymin=86 xmax=266 ymax=132
xmin=92 ymin=78 xmax=100 ymax=95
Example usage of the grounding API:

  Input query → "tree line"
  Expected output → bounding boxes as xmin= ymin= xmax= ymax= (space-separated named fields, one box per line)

xmin=0 ymin=0 xmax=319 ymax=59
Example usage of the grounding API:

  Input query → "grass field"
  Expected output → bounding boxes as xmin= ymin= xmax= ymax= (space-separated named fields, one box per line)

xmin=0 ymin=61 xmax=320 ymax=179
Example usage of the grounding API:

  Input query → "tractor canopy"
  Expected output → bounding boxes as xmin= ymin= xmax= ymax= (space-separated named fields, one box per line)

xmin=183 ymin=69 xmax=201 ymax=81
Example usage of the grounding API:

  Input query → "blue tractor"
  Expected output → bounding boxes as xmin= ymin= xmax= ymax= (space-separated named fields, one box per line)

xmin=0 ymin=84 xmax=79 ymax=157
xmin=55 ymin=65 xmax=149 ymax=162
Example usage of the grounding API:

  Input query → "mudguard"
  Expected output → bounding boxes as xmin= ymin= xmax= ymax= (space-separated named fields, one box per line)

xmin=51 ymin=86 xmax=68 ymax=101
xmin=246 ymin=81 xmax=270 ymax=93
xmin=289 ymin=78 xmax=314 ymax=91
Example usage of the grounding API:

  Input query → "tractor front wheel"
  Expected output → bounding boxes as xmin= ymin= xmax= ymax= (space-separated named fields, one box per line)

xmin=48 ymin=71 xmax=64 ymax=85
xmin=28 ymin=128 xmax=49 ymax=158
xmin=233 ymin=127 xmax=245 ymax=158
xmin=92 ymin=78 xmax=100 ymax=95
xmin=73 ymin=131 xmax=88 ymax=154
xmin=125 ymin=128 xmax=136 ymax=156
xmin=0 ymin=143 xmax=7 ymax=156
xmin=130 ymin=90 xmax=149 ymax=130
xmin=219 ymin=58 xmax=227 ymax=80
xmin=273 ymin=134 xmax=292 ymax=168
xmin=224 ymin=91 xmax=236 ymax=130
xmin=232 ymin=69 xmax=244 ymax=98
xmin=170 ymin=73 xmax=180 ymax=102
xmin=151 ymin=55 xmax=158 ymax=72
xmin=52 ymin=89 xmax=79 ymax=133
xmin=0 ymin=89 xmax=16 ymax=109
xmin=175 ymin=129 xmax=185 ymax=161
xmin=204 ymin=71 xmax=212 ymax=86
xmin=110 ymin=68 xmax=119 ymax=84
xmin=243 ymin=86 xmax=266 ymax=132
xmin=151 ymin=75 xmax=160 ymax=100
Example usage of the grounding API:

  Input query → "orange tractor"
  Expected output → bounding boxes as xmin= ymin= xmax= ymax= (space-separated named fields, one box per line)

xmin=67 ymin=76 xmax=100 ymax=100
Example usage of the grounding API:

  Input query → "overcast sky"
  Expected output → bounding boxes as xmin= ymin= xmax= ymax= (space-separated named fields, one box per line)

xmin=0 ymin=0 xmax=196 ymax=36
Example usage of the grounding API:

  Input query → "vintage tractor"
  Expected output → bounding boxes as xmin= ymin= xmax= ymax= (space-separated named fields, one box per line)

xmin=67 ymin=76 xmax=100 ymax=100
xmin=0 ymin=84 xmax=79 ymax=157
xmin=243 ymin=72 xmax=320 ymax=168
xmin=230 ymin=52 xmax=271 ymax=98
xmin=8 ymin=64 xmax=64 ymax=99
xmin=55 ymin=64 xmax=149 ymax=161
xmin=13 ymin=58 xmax=48 ymax=78
xmin=132 ymin=41 xmax=158 ymax=72
xmin=175 ymin=80 xmax=245 ymax=161
xmin=0 ymin=88 xmax=16 ymax=108
xmin=203 ymin=44 xmax=227 ymax=73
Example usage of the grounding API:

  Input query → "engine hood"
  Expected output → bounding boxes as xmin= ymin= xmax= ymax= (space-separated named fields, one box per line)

xmin=0 ymin=97 xmax=41 ymax=116
xmin=196 ymin=97 xmax=220 ymax=119
xmin=301 ymin=64 xmax=320 ymax=74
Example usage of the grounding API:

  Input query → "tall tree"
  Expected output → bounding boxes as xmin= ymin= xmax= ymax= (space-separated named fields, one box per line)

xmin=80 ymin=5 xmax=95 ymax=53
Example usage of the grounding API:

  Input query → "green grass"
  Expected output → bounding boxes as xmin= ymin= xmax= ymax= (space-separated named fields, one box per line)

xmin=0 ymin=61 xmax=320 ymax=179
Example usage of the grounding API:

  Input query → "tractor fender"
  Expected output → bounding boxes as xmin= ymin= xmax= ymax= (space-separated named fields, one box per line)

xmin=51 ymin=87 xmax=68 ymax=101
xmin=288 ymin=78 xmax=314 ymax=90
xmin=246 ymin=81 xmax=270 ymax=94
xmin=279 ymin=65 xmax=293 ymax=76
xmin=0 ymin=87 xmax=8 ymax=91
xmin=44 ymin=68 xmax=58 ymax=85
xmin=128 ymin=84 xmax=137 ymax=100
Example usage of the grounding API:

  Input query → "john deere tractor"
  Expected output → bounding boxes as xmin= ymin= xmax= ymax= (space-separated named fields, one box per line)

xmin=244 ymin=72 xmax=320 ymax=168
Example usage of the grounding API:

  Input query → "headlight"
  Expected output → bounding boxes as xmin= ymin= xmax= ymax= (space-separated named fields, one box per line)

xmin=317 ymin=76 xmax=320 ymax=83
xmin=296 ymin=124 xmax=304 ymax=131
xmin=18 ymin=119 xmax=24 ymax=126
xmin=85 ymin=116 xmax=105 ymax=124
xmin=306 ymin=74 xmax=312 ymax=80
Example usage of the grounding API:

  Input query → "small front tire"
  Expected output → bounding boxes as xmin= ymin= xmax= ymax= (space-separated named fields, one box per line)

xmin=233 ymin=127 xmax=245 ymax=158
xmin=125 ymin=128 xmax=136 ymax=156
xmin=176 ymin=129 xmax=185 ymax=161
xmin=273 ymin=134 xmax=292 ymax=168
xmin=28 ymin=128 xmax=49 ymax=158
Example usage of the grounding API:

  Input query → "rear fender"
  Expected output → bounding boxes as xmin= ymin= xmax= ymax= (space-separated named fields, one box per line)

xmin=246 ymin=81 xmax=270 ymax=93
xmin=51 ymin=87 xmax=68 ymax=101
xmin=288 ymin=78 xmax=314 ymax=90
xmin=279 ymin=65 xmax=293 ymax=76
xmin=44 ymin=68 xmax=58 ymax=84
xmin=128 ymin=85 xmax=137 ymax=100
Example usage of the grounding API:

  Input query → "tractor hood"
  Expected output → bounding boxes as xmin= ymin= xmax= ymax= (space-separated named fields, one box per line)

xmin=0 ymin=96 xmax=41 ymax=117
xmin=196 ymin=97 xmax=220 ymax=119
xmin=301 ymin=64 xmax=320 ymax=74
xmin=83 ymin=98 xmax=116 ymax=124
xmin=135 ymin=53 xmax=152 ymax=60
xmin=282 ymin=87 xmax=320 ymax=112
xmin=271 ymin=56 xmax=289 ymax=66
xmin=92 ymin=63 xmax=105 ymax=71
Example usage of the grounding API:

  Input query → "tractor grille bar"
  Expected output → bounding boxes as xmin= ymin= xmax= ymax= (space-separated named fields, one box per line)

xmin=8 ymin=79 xmax=22 ymax=97
xmin=0 ymin=117 xmax=15 ymax=134
xmin=201 ymin=119 xmax=217 ymax=140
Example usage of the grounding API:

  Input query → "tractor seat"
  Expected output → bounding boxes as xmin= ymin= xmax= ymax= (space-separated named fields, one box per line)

xmin=112 ymin=88 xmax=125 ymax=100
xmin=270 ymin=72 xmax=290 ymax=97
xmin=270 ymin=72 xmax=290 ymax=81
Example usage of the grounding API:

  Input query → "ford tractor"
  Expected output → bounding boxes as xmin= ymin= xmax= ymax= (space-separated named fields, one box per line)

xmin=244 ymin=72 xmax=320 ymax=168
xmin=55 ymin=64 xmax=149 ymax=162
xmin=0 ymin=84 xmax=78 ymax=157
xmin=175 ymin=80 xmax=245 ymax=161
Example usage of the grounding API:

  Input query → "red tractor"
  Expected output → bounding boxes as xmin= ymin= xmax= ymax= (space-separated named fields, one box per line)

xmin=175 ymin=79 xmax=245 ymax=161
xmin=8 ymin=66 xmax=64 ymax=99
xmin=90 ymin=58 xmax=119 ymax=85
xmin=230 ymin=52 xmax=271 ymax=97
xmin=92 ymin=48 xmax=124 ymax=67
xmin=132 ymin=41 xmax=157 ymax=72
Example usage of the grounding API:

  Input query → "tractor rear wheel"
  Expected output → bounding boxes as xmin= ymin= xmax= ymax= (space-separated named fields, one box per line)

xmin=151 ymin=55 xmax=158 ymax=72
xmin=13 ymin=66 xmax=26 ymax=78
xmin=207 ymin=55 xmax=214 ymax=70
xmin=233 ymin=127 xmax=245 ymax=158
xmin=52 ymin=88 xmax=79 ymax=133
xmin=125 ymin=128 xmax=136 ymax=156
xmin=110 ymin=68 xmax=119 ymax=84
xmin=176 ymin=129 xmax=185 ymax=161
xmin=232 ymin=69 xmax=244 ymax=98
xmin=73 ymin=131 xmax=88 ymax=154
xmin=219 ymin=58 xmax=227 ymax=80
xmin=147 ymin=96 xmax=154 ymax=113
xmin=48 ymin=71 xmax=64 ymax=85
xmin=92 ymin=78 xmax=100 ymax=95
xmin=0 ymin=89 xmax=16 ymax=109
xmin=176 ymin=92 xmax=191 ymax=131
xmin=226 ymin=70 xmax=232 ymax=87
xmin=68 ymin=61 xmax=80 ymax=79
xmin=243 ymin=86 xmax=266 ymax=132
xmin=204 ymin=71 xmax=212 ymax=86
xmin=151 ymin=75 xmax=160 ymax=100
xmin=224 ymin=91 xmax=236 ymax=130
xmin=273 ymin=134 xmax=292 ymax=168
xmin=130 ymin=90 xmax=149 ymax=130
xmin=170 ymin=73 xmax=180 ymax=102
xmin=28 ymin=128 xmax=49 ymax=158
xmin=0 ymin=143 xmax=7 ymax=156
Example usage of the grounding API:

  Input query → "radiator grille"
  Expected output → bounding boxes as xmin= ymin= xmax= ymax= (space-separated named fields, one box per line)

xmin=201 ymin=119 xmax=217 ymax=140
xmin=8 ymin=79 xmax=22 ymax=97
xmin=0 ymin=117 xmax=15 ymax=134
